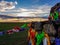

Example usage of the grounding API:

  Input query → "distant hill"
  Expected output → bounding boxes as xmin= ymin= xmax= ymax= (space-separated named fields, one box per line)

xmin=0 ymin=15 xmax=15 ymax=19
xmin=41 ymin=16 xmax=48 ymax=19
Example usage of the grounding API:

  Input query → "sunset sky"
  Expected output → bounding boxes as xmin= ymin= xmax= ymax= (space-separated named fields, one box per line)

xmin=0 ymin=0 xmax=60 ymax=17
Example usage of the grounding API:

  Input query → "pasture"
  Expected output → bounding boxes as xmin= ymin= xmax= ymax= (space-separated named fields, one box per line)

xmin=0 ymin=22 xmax=28 ymax=45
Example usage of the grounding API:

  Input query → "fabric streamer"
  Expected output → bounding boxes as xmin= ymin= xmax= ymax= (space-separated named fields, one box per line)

xmin=50 ymin=37 xmax=55 ymax=45
xmin=55 ymin=38 xmax=60 ymax=45
xmin=50 ymin=13 xmax=54 ymax=20
xmin=43 ymin=37 xmax=48 ymax=45
xmin=54 ymin=11 xmax=58 ymax=20
xmin=20 ymin=28 xmax=25 ymax=31
xmin=58 ymin=27 xmax=60 ymax=34
xmin=0 ymin=23 xmax=28 ymax=35
xmin=28 ymin=28 xmax=36 ymax=45
xmin=14 ymin=26 xmax=20 ymax=30
xmin=50 ymin=11 xmax=59 ymax=21
xmin=35 ymin=31 xmax=44 ymax=45
xmin=28 ymin=40 xmax=32 ymax=45
xmin=13 ymin=25 xmax=27 ymax=31
xmin=12 ymin=29 xmax=20 ymax=32
xmin=21 ymin=23 xmax=27 ymax=28
xmin=7 ymin=30 xmax=14 ymax=34
xmin=0 ymin=31 xmax=4 ymax=36
xmin=45 ymin=33 xmax=51 ymax=45
xmin=57 ymin=8 xmax=60 ymax=12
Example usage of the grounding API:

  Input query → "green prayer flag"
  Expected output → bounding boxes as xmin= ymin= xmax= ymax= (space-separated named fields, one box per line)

xmin=36 ymin=31 xmax=44 ymax=45
xmin=21 ymin=23 xmax=27 ymax=28
xmin=54 ymin=11 xmax=58 ymax=20
xmin=50 ymin=13 xmax=53 ymax=17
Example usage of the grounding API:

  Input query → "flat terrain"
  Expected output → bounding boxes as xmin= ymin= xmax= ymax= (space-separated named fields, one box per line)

xmin=0 ymin=22 xmax=59 ymax=45
xmin=0 ymin=18 xmax=48 ymax=45
xmin=0 ymin=22 xmax=28 ymax=45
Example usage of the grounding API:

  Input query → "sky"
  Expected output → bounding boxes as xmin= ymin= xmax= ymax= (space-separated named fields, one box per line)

xmin=0 ymin=0 xmax=60 ymax=17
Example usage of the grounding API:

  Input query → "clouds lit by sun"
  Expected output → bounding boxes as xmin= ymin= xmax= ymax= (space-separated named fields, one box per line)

xmin=0 ymin=0 xmax=60 ymax=17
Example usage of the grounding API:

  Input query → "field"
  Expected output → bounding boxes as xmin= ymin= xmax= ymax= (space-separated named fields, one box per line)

xmin=0 ymin=22 xmax=28 ymax=45
xmin=0 ymin=22 xmax=57 ymax=45
xmin=0 ymin=18 xmax=48 ymax=45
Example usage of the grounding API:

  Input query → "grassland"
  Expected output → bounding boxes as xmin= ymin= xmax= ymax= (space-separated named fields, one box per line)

xmin=0 ymin=22 xmax=28 ymax=45
xmin=0 ymin=22 xmax=57 ymax=45
xmin=0 ymin=18 xmax=48 ymax=45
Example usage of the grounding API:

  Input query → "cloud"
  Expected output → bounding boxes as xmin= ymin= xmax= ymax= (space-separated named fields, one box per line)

xmin=15 ymin=1 xmax=18 ymax=4
xmin=32 ymin=0 xmax=39 ymax=4
xmin=0 ymin=4 xmax=52 ymax=17
xmin=0 ymin=0 xmax=17 ymax=12
xmin=15 ymin=4 xmax=51 ymax=17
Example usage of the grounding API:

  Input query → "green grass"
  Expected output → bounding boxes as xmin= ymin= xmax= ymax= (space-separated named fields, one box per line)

xmin=0 ymin=22 xmax=28 ymax=45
